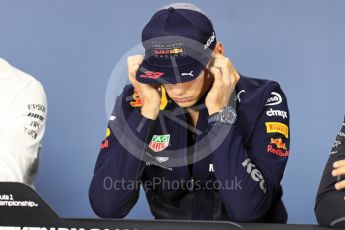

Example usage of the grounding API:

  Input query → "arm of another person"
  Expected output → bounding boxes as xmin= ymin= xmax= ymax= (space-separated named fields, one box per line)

xmin=315 ymin=117 xmax=345 ymax=227
xmin=0 ymin=80 xmax=47 ymax=186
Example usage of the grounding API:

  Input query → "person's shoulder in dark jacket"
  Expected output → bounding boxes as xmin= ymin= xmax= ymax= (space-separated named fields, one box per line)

xmin=315 ymin=117 xmax=345 ymax=227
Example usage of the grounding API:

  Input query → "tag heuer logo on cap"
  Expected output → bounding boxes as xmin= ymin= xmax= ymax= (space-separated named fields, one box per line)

xmin=149 ymin=134 xmax=170 ymax=152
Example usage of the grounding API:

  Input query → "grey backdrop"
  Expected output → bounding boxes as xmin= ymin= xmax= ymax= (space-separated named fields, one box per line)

xmin=1 ymin=0 xmax=344 ymax=224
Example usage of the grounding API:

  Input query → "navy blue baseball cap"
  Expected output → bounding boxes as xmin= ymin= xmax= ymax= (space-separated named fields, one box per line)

xmin=136 ymin=3 xmax=217 ymax=84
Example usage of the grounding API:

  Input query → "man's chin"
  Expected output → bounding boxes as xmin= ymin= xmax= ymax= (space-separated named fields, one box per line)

xmin=174 ymin=100 xmax=197 ymax=108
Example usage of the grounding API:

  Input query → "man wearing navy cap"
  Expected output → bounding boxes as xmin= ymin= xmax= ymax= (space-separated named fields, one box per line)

xmin=89 ymin=3 xmax=290 ymax=223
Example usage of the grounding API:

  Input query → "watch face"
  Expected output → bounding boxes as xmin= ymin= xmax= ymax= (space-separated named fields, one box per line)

xmin=208 ymin=106 xmax=237 ymax=125
xmin=220 ymin=106 xmax=237 ymax=124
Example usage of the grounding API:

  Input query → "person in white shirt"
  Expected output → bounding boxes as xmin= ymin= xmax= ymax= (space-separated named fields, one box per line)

xmin=0 ymin=58 xmax=47 ymax=187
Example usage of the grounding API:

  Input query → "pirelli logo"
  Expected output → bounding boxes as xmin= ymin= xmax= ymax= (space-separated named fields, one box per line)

xmin=265 ymin=122 xmax=289 ymax=138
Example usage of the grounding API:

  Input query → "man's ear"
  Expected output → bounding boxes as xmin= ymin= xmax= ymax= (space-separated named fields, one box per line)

xmin=213 ymin=42 xmax=224 ymax=55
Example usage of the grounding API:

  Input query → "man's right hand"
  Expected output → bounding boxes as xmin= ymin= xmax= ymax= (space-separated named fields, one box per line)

xmin=332 ymin=160 xmax=345 ymax=192
xmin=127 ymin=55 xmax=161 ymax=120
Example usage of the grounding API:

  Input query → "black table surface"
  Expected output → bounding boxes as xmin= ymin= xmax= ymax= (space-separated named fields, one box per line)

xmin=0 ymin=183 xmax=337 ymax=230
xmin=65 ymin=218 xmax=335 ymax=230
xmin=242 ymin=223 xmax=333 ymax=230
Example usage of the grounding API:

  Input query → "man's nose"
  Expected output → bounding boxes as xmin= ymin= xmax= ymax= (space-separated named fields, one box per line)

xmin=170 ymin=85 xmax=185 ymax=96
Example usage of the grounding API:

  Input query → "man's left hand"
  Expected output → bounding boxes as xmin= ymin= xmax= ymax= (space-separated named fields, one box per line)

xmin=205 ymin=54 xmax=240 ymax=115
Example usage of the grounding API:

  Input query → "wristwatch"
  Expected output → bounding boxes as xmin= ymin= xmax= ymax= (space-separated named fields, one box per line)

xmin=208 ymin=106 xmax=237 ymax=125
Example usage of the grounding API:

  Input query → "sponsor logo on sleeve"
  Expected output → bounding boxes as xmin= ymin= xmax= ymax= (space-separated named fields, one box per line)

xmin=23 ymin=110 xmax=45 ymax=139
xmin=23 ymin=127 xmax=38 ymax=139
xmin=333 ymin=140 xmax=342 ymax=149
xmin=100 ymin=139 xmax=109 ymax=149
xmin=100 ymin=128 xmax=111 ymax=149
xmin=330 ymin=124 xmax=345 ymax=154
xmin=28 ymin=121 xmax=41 ymax=130
xmin=330 ymin=140 xmax=342 ymax=155
xmin=24 ymin=113 xmax=45 ymax=122
xmin=204 ymin=32 xmax=216 ymax=50
xmin=130 ymin=87 xmax=168 ymax=110
xmin=270 ymin=138 xmax=287 ymax=150
xmin=28 ymin=104 xmax=46 ymax=112
xmin=105 ymin=128 xmax=111 ymax=138
xmin=130 ymin=89 xmax=143 ymax=108
xmin=338 ymin=132 xmax=345 ymax=138
xmin=265 ymin=92 xmax=282 ymax=106
xmin=265 ymin=122 xmax=289 ymax=138
xmin=148 ymin=134 xmax=170 ymax=152
xmin=242 ymin=158 xmax=267 ymax=193
xmin=236 ymin=90 xmax=246 ymax=102
xmin=267 ymin=138 xmax=289 ymax=157
xmin=267 ymin=145 xmax=289 ymax=157
xmin=266 ymin=108 xmax=288 ymax=119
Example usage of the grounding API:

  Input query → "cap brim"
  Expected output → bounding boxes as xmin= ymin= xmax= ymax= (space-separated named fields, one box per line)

xmin=136 ymin=57 xmax=209 ymax=84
